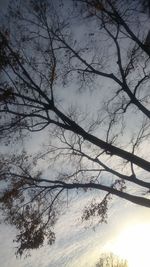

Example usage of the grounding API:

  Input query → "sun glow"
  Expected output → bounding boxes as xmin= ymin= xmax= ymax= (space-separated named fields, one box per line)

xmin=105 ymin=223 xmax=150 ymax=267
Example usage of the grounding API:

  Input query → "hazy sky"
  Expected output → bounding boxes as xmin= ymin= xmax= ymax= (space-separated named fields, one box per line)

xmin=0 ymin=1 xmax=150 ymax=267
xmin=0 ymin=195 xmax=150 ymax=267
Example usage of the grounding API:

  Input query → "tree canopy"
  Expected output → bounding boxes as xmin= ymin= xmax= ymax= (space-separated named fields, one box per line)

xmin=0 ymin=0 xmax=150 ymax=256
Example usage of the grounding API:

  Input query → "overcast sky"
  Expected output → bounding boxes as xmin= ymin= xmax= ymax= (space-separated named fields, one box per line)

xmin=0 ymin=1 xmax=150 ymax=267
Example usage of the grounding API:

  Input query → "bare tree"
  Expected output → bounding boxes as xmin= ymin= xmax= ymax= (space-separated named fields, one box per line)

xmin=0 ymin=0 xmax=150 ymax=256
xmin=95 ymin=252 xmax=128 ymax=267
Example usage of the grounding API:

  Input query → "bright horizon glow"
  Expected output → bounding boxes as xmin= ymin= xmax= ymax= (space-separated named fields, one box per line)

xmin=104 ymin=223 xmax=150 ymax=267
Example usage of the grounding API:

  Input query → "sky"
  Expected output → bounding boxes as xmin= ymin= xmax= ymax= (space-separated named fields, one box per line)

xmin=0 ymin=1 xmax=150 ymax=267
xmin=0 ymin=195 xmax=150 ymax=267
